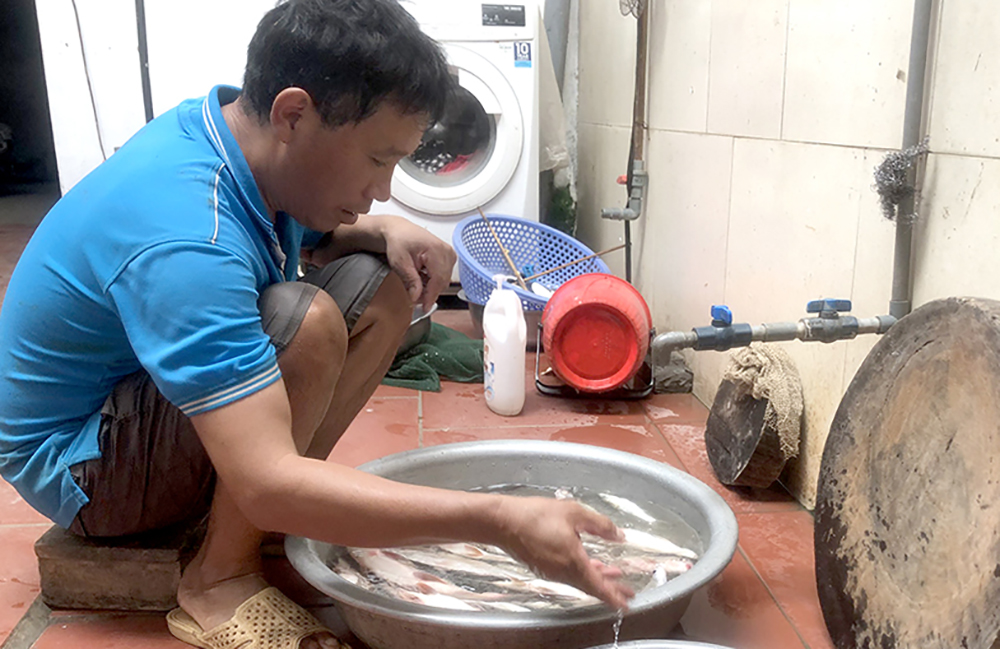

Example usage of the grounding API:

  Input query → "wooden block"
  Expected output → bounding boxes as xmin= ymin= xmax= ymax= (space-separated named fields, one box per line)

xmin=705 ymin=378 xmax=788 ymax=488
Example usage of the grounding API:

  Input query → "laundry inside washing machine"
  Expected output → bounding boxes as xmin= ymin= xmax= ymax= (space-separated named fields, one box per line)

xmin=401 ymin=85 xmax=497 ymax=186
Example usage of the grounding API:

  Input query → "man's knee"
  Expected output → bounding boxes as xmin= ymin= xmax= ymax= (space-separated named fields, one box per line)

xmin=298 ymin=290 xmax=349 ymax=361
xmin=259 ymin=282 xmax=348 ymax=362
xmin=369 ymin=271 xmax=414 ymax=334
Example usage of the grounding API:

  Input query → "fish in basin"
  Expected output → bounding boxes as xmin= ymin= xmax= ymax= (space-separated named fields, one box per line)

xmin=330 ymin=485 xmax=700 ymax=612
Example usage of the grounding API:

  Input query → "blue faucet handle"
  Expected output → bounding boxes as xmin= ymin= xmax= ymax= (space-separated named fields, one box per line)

xmin=710 ymin=305 xmax=733 ymax=327
xmin=807 ymin=299 xmax=852 ymax=315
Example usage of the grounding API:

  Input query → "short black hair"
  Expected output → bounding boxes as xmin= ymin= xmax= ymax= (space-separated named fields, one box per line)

xmin=242 ymin=0 xmax=452 ymax=127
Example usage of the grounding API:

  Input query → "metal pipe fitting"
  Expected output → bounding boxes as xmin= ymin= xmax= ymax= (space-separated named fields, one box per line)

xmin=601 ymin=161 xmax=647 ymax=222
xmin=693 ymin=323 xmax=753 ymax=351
xmin=889 ymin=0 xmax=936 ymax=319
xmin=651 ymin=313 xmax=898 ymax=359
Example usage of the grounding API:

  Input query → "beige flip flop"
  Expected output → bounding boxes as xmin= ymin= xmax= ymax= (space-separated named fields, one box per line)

xmin=166 ymin=586 xmax=350 ymax=649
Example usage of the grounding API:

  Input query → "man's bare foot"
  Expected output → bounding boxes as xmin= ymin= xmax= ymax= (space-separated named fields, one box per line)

xmin=176 ymin=569 xmax=342 ymax=649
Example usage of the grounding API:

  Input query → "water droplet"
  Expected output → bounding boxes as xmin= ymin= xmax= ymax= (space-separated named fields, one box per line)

xmin=612 ymin=608 xmax=624 ymax=648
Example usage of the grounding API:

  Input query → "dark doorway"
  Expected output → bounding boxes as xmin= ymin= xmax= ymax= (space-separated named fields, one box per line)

xmin=1 ymin=0 xmax=58 ymax=197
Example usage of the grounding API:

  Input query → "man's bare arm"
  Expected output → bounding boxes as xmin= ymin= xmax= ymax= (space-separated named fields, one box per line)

xmin=189 ymin=379 xmax=632 ymax=608
xmin=190 ymin=379 xmax=502 ymax=545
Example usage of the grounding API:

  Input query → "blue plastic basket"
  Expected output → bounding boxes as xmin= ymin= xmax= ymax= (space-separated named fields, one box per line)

xmin=453 ymin=214 xmax=611 ymax=311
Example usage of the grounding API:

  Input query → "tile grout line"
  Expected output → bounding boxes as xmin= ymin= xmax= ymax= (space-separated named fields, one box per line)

xmin=644 ymin=413 xmax=692 ymax=473
xmin=0 ymin=597 xmax=51 ymax=649
xmin=645 ymin=418 xmax=694 ymax=475
xmin=736 ymin=544 xmax=813 ymax=649
xmin=778 ymin=0 xmax=791 ymax=140
xmin=738 ymin=504 xmax=809 ymax=517
xmin=420 ymin=419 xmax=706 ymax=433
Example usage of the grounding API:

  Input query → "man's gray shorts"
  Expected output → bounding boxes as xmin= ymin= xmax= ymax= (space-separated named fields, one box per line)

xmin=67 ymin=253 xmax=390 ymax=538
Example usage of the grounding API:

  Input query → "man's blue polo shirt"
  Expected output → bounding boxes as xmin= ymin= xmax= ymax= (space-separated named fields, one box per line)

xmin=0 ymin=86 xmax=312 ymax=528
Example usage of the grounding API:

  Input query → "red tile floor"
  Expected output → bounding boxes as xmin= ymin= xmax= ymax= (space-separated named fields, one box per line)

xmin=0 ymin=223 xmax=835 ymax=649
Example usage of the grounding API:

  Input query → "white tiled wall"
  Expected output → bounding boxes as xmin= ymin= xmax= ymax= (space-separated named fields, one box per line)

xmin=724 ymin=139 xmax=868 ymax=321
xmin=706 ymin=0 xmax=788 ymax=139
xmin=577 ymin=1 xmax=637 ymax=128
xmin=575 ymin=122 xmax=631 ymax=277
xmin=913 ymin=153 xmax=1000 ymax=303
xmin=35 ymin=0 xmax=147 ymax=192
xmin=575 ymin=0 xmax=1000 ymax=508
xmin=647 ymin=0 xmax=712 ymax=133
xmin=639 ymin=130 xmax=733 ymax=333
xmin=842 ymin=149 xmax=896 ymax=393
xmin=927 ymin=1 xmax=1000 ymax=157
xmin=783 ymin=0 xmax=912 ymax=148
xmin=723 ymin=139 xmax=873 ymax=505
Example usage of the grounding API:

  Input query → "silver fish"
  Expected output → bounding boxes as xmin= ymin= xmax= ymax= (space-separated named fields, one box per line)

xmin=599 ymin=493 xmax=658 ymax=524
xmin=332 ymin=558 xmax=366 ymax=587
xmin=438 ymin=542 xmax=522 ymax=566
xmin=614 ymin=554 xmax=694 ymax=577
xmin=619 ymin=528 xmax=698 ymax=560
xmin=392 ymin=546 xmax=535 ymax=582
xmin=335 ymin=487 xmax=701 ymax=613
xmin=394 ymin=588 xmax=483 ymax=611
xmin=498 ymin=577 xmax=597 ymax=603
xmin=350 ymin=549 xmax=473 ymax=599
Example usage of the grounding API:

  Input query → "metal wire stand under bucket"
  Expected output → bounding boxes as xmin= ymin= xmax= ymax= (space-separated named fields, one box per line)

xmin=534 ymin=323 xmax=655 ymax=400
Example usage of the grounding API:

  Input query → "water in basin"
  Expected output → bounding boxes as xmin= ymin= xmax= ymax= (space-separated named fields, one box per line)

xmin=326 ymin=484 xmax=703 ymax=613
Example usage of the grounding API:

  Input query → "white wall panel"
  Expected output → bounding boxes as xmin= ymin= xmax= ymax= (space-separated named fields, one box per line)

xmin=927 ymin=1 xmax=1000 ymax=157
xmin=35 ymin=0 xmax=147 ymax=192
xmin=647 ymin=0 xmax=712 ymax=133
xmin=783 ymin=0 xmax=911 ymax=148
xmin=707 ymin=0 xmax=788 ymax=139
xmin=577 ymin=0 xmax=637 ymax=128
xmin=144 ymin=0 xmax=280 ymax=115
xmin=913 ymin=153 xmax=1000 ymax=304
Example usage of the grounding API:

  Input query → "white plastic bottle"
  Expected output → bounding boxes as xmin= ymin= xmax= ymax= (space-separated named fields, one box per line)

xmin=482 ymin=281 xmax=526 ymax=416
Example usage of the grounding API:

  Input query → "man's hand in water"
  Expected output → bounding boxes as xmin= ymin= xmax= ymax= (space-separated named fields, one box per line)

xmin=493 ymin=496 xmax=635 ymax=610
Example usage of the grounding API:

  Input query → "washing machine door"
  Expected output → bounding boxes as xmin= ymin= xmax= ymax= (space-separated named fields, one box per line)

xmin=391 ymin=43 xmax=523 ymax=216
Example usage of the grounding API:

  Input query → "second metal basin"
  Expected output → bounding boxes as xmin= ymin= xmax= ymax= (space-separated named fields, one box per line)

xmin=588 ymin=641 xmax=735 ymax=649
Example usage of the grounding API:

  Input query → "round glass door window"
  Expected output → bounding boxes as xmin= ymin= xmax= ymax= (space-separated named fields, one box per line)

xmin=400 ymin=86 xmax=497 ymax=188
xmin=389 ymin=43 xmax=523 ymax=216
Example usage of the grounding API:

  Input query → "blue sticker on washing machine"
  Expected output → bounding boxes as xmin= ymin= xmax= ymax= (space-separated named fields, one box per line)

xmin=514 ymin=41 xmax=532 ymax=67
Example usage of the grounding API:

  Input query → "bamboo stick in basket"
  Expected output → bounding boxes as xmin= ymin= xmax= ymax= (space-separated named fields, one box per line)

xmin=521 ymin=244 xmax=626 ymax=283
xmin=477 ymin=207 xmax=528 ymax=291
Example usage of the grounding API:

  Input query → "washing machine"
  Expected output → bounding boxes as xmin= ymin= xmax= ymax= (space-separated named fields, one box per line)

xmin=376 ymin=1 xmax=541 ymax=256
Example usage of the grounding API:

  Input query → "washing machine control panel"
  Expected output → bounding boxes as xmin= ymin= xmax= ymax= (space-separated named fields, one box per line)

xmin=482 ymin=4 xmax=526 ymax=27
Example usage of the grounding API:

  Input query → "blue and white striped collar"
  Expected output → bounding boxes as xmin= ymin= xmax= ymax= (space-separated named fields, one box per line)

xmin=201 ymin=85 xmax=275 ymax=238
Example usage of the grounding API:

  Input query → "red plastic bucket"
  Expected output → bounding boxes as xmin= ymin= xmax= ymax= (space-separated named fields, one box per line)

xmin=541 ymin=273 xmax=652 ymax=393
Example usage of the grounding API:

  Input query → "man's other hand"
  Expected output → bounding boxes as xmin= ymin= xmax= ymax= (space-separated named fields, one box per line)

xmin=383 ymin=216 xmax=457 ymax=311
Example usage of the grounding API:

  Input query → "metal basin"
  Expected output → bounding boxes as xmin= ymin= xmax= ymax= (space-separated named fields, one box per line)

xmin=398 ymin=303 xmax=438 ymax=356
xmin=286 ymin=440 xmax=738 ymax=649
xmin=588 ymin=642 xmax=734 ymax=649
